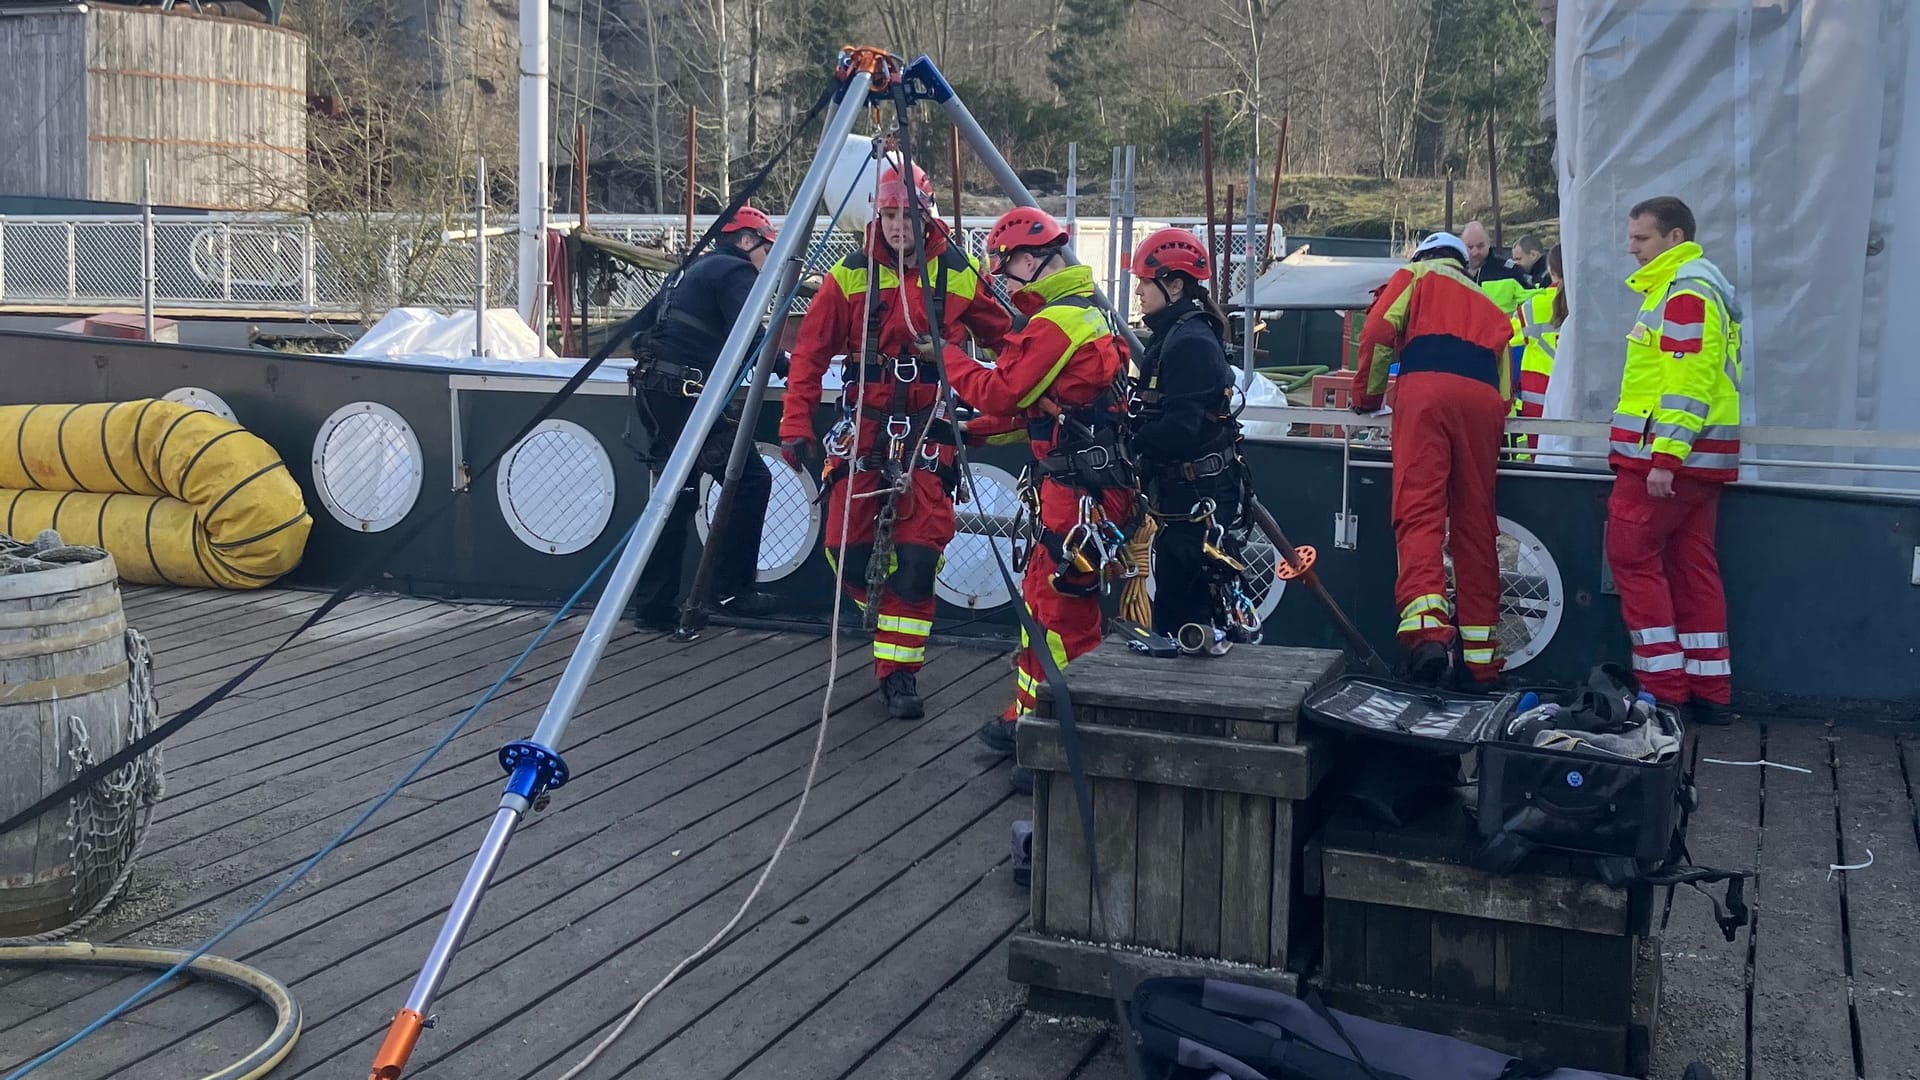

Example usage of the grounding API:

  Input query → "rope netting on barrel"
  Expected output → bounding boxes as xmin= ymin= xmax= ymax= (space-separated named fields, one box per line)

xmin=0 ymin=530 xmax=165 ymax=944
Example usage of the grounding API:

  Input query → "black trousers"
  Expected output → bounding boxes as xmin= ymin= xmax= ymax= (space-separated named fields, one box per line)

xmin=1148 ymin=475 xmax=1240 ymax=638
xmin=631 ymin=391 xmax=772 ymax=620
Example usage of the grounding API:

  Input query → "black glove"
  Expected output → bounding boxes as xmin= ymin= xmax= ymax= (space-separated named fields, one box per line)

xmin=780 ymin=436 xmax=819 ymax=472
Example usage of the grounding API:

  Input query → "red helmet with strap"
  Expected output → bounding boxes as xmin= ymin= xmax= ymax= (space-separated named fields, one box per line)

xmin=720 ymin=205 xmax=777 ymax=243
xmin=1131 ymin=227 xmax=1211 ymax=282
xmin=985 ymin=207 xmax=1069 ymax=272
xmin=873 ymin=162 xmax=934 ymax=212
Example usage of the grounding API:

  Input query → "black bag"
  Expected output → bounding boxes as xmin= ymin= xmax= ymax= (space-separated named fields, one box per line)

xmin=1301 ymin=667 xmax=1750 ymax=941
xmin=1128 ymin=977 xmax=1703 ymax=1080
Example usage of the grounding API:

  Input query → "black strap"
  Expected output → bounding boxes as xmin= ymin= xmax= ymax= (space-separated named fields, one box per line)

xmin=0 ymin=81 xmax=839 ymax=843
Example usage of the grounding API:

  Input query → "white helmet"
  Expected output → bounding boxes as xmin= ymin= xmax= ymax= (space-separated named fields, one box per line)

xmin=1413 ymin=231 xmax=1469 ymax=263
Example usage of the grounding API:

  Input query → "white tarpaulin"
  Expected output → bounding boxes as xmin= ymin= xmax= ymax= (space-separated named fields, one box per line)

xmin=1229 ymin=250 xmax=1402 ymax=311
xmin=346 ymin=307 xmax=557 ymax=361
xmin=1549 ymin=1 xmax=1918 ymax=485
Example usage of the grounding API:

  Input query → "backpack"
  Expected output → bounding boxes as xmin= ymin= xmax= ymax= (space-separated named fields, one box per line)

xmin=1128 ymin=977 xmax=1713 ymax=1080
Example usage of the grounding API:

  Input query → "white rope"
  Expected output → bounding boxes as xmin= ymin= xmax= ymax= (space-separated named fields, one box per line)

xmin=1701 ymin=757 xmax=1814 ymax=775
xmin=552 ymin=136 xmax=884 ymax=1080
xmin=1828 ymin=848 xmax=1874 ymax=882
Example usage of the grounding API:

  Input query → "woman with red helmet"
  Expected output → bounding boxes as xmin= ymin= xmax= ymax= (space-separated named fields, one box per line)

xmin=949 ymin=208 xmax=1137 ymax=788
xmin=1128 ymin=226 xmax=1246 ymax=654
xmin=777 ymin=159 xmax=1012 ymax=720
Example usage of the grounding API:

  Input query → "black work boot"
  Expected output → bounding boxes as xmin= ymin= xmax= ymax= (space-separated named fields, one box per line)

xmin=717 ymin=590 xmax=780 ymax=618
xmin=881 ymin=670 xmax=925 ymax=720
xmin=1404 ymin=641 xmax=1450 ymax=687
xmin=1689 ymin=699 xmax=1738 ymax=726
xmin=975 ymin=717 xmax=1017 ymax=756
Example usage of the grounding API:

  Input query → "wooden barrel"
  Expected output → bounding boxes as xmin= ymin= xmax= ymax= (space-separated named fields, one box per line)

xmin=0 ymin=553 xmax=134 ymax=937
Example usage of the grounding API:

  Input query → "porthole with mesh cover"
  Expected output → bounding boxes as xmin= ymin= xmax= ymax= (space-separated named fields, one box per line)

xmin=311 ymin=402 xmax=422 ymax=533
xmin=694 ymin=442 xmax=820 ymax=581
xmin=497 ymin=420 xmax=618 ymax=555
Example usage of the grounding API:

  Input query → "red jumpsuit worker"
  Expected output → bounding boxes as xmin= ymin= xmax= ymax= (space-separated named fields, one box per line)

xmin=779 ymin=163 xmax=1012 ymax=720
xmin=1606 ymin=196 xmax=1743 ymax=726
xmin=1353 ymin=231 xmax=1516 ymax=689
xmin=949 ymin=209 xmax=1135 ymax=787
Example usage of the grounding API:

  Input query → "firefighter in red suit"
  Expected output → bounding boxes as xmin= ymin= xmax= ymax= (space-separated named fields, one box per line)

xmin=949 ymin=209 xmax=1136 ymax=786
xmin=778 ymin=162 xmax=1013 ymax=719
xmin=1352 ymin=232 xmax=1516 ymax=689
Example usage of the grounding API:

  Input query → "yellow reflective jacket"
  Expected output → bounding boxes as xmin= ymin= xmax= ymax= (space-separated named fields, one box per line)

xmin=1609 ymin=242 xmax=1743 ymax=482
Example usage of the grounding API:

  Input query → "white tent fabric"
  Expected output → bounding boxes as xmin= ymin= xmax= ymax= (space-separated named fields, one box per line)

xmin=1230 ymin=250 xmax=1403 ymax=311
xmin=1548 ymin=1 xmax=1917 ymax=485
xmin=345 ymin=307 xmax=557 ymax=361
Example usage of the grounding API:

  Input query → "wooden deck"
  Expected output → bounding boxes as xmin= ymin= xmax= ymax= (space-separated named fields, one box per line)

xmin=0 ymin=586 xmax=1916 ymax=1080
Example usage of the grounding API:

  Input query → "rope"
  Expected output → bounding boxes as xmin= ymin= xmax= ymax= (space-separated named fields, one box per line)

xmin=1117 ymin=515 xmax=1157 ymax=627
xmin=551 ymin=118 xmax=889 ymax=1080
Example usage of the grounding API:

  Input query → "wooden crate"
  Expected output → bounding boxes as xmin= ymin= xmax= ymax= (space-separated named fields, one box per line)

xmin=1309 ymin=797 xmax=1661 ymax=1076
xmin=1006 ymin=640 xmax=1346 ymax=1004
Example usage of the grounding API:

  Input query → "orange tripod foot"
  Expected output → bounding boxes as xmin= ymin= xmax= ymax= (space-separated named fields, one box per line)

xmin=370 ymin=1009 xmax=427 ymax=1080
xmin=1275 ymin=544 xmax=1317 ymax=581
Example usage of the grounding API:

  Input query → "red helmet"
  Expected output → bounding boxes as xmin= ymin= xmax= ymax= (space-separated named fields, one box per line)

xmin=985 ymin=207 xmax=1069 ymax=272
xmin=1131 ymin=227 xmax=1211 ymax=282
xmin=873 ymin=162 xmax=934 ymax=213
xmin=721 ymin=205 xmax=777 ymax=243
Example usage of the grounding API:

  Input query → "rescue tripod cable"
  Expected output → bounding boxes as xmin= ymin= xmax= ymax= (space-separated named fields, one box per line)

xmin=549 ymin=122 xmax=891 ymax=1080
xmin=366 ymin=71 xmax=883 ymax=1080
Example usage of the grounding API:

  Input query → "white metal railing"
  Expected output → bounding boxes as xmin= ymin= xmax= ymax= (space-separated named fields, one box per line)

xmin=0 ymin=212 xmax=1267 ymax=320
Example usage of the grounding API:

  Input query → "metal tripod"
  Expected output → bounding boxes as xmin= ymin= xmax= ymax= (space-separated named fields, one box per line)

xmin=366 ymin=69 xmax=878 ymax=1080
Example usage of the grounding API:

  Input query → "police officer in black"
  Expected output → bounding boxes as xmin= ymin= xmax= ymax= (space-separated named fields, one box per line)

xmin=630 ymin=206 xmax=782 ymax=629
xmin=1127 ymin=227 xmax=1242 ymax=654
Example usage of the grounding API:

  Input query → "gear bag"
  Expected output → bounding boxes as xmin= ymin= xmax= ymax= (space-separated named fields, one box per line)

xmin=1128 ymin=977 xmax=1713 ymax=1080
xmin=1300 ymin=666 xmax=1750 ymax=941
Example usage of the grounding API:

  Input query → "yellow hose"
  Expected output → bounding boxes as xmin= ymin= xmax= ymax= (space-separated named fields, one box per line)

xmin=0 ymin=401 xmax=311 ymax=589
xmin=0 ymin=942 xmax=301 ymax=1080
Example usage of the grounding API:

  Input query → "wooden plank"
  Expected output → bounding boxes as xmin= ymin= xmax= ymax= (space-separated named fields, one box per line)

xmin=1179 ymin=786 xmax=1223 ymax=956
xmin=1030 ymin=770 xmax=1050 ymax=935
xmin=1651 ymin=723 xmax=1760 ymax=1080
xmin=1043 ymin=769 xmax=1092 ymax=939
xmin=833 ymin=935 xmax=1028 ymax=1080
xmin=1493 ymin=922 xmax=1564 ymax=1015
xmin=1090 ymin=778 xmax=1136 ymax=943
xmin=1271 ymin=799 xmax=1300 ymax=970
xmin=1429 ymin=912 xmax=1498 ymax=1007
xmin=1558 ymin=925 xmax=1637 ymax=1024
xmin=1321 ymin=899 xmax=1369 ymax=986
xmin=1837 ymin=729 xmax=1920 ymax=1079
xmin=1132 ymin=782 xmax=1184 ymax=951
xmin=1750 ymin=722 xmax=1855 ymax=1079
xmin=1218 ymin=791 xmax=1273 ymax=964
xmin=1016 ymin=721 xmax=1324 ymax=801
xmin=1038 ymin=639 xmax=1343 ymax=731
xmin=1364 ymin=904 xmax=1432 ymax=995
xmin=1007 ymin=931 xmax=1299 ymax=1004
xmin=408 ymin=757 xmax=1022 ymax=1079
xmin=955 ymin=1015 xmax=1105 ymax=1080
xmin=1319 ymin=848 xmax=1635 ymax=934
xmin=26 ymin=648 xmax=1010 ymax=1075
xmin=726 ymin=874 xmax=1027 ymax=1080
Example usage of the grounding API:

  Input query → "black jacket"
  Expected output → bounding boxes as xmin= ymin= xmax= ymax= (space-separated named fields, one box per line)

xmin=646 ymin=242 xmax=763 ymax=366
xmin=1132 ymin=297 xmax=1235 ymax=464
